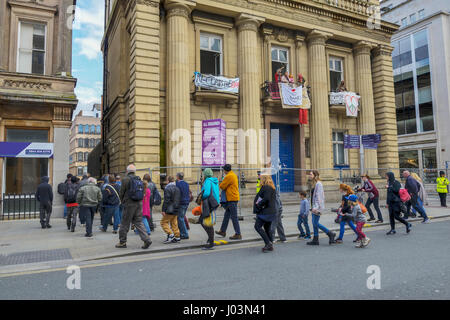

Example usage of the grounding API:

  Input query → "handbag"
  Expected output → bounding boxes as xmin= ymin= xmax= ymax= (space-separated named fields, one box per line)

xmin=203 ymin=210 xmax=216 ymax=227
xmin=195 ymin=190 xmax=204 ymax=205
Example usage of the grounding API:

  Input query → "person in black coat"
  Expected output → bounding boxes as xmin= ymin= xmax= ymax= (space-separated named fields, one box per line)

xmin=253 ymin=175 xmax=277 ymax=253
xmin=36 ymin=176 xmax=53 ymax=229
xmin=386 ymin=172 xmax=411 ymax=235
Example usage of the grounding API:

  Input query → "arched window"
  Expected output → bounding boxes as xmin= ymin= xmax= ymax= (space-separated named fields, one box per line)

xmin=90 ymin=125 xmax=95 ymax=133
xmin=84 ymin=125 xmax=89 ymax=133
xmin=96 ymin=125 xmax=101 ymax=134
xmin=78 ymin=124 xmax=83 ymax=133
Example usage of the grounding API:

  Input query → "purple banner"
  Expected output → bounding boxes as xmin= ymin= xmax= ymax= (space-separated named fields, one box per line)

xmin=202 ymin=119 xmax=226 ymax=166
xmin=344 ymin=135 xmax=360 ymax=149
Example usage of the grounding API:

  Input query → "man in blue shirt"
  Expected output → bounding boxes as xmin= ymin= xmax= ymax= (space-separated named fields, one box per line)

xmin=176 ymin=172 xmax=191 ymax=239
xmin=403 ymin=170 xmax=430 ymax=223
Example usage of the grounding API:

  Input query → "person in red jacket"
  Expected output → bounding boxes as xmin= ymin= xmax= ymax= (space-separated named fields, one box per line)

xmin=360 ymin=175 xmax=383 ymax=223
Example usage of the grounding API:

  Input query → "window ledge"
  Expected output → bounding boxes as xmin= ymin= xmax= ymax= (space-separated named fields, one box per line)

xmin=194 ymin=90 xmax=238 ymax=106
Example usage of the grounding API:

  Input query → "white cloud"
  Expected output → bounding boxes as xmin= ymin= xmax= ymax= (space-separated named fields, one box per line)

xmin=74 ymin=86 xmax=102 ymax=117
xmin=75 ymin=36 xmax=102 ymax=59
xmin=73 ymin=1 xmax=104 ymax=60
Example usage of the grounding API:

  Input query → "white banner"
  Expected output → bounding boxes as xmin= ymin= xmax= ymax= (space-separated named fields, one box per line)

xmin=194 ymin=72 xmax=239 ymax=94
xmin=344 ymin=92 xmax=360 ymax=117
xmin=279 ymin=83 xmax=303 ymax=108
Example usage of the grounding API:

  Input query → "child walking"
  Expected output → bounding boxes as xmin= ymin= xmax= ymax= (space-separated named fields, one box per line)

xmin=297 ymin=191 xmax=311 ymax=240
xmin=341 ymin=194 xmax=370 ymax=248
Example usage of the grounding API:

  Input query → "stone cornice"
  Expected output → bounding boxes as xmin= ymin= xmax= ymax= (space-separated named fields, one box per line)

xmin=236 ymin=13 xmax=265 ymax=33
xmin=307 ymin=29 xmax=333 ymax=46
xmin=353 ymin=40 xmax=377 ymax=56
xmin=372 ymin=44 xmax=394 ymax=57
xmin=8 ymin=0 xmax=57 ymax=13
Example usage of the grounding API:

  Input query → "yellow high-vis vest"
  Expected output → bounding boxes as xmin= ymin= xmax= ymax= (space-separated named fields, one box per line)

xmin=436 ymin=177 xmax=449 ymax=193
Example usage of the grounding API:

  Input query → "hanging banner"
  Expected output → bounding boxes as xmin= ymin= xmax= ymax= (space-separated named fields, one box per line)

xmin=344 ymin=135 xmax=361 ymax=149
xmin=202 ymin=119 xmax=226 ymax=166
xmin=279 ymin=83 xmax=303 ymax=109
xmin=0 ymin=142 xmax=54 ymax=158
xmin=344 ymin=92 xmax=360 ymax=117
xmin=194 ymin=72 xmax=239 ymax=94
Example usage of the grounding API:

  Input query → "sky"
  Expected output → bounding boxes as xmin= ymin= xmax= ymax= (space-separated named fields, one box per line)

xmin=72 ymin=0 xmax=104 ymax=117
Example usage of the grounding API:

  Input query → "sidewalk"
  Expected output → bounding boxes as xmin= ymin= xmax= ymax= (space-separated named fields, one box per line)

xmin=1 ymin=203 xmax=449 ymax=269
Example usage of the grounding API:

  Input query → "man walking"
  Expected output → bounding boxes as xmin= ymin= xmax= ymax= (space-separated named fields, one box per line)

xmin=176 ymin=172 xmax=190 ymax=239
xmin=116 ymin=165 xmax=152 ymax=249
xmin=403 ymin=171 xmax=430 ymax=223
xmin=216 ymin=164 xmax=242 ymax=240
xmin=161 ymin=176 xmax=181 ymax=243
xmin=36 ymin=176 xmax=53 ymax=229
xmin=65 ymin=176 xmax=80 ymax=232
xmin=58 ymin=173 xmax=72 ymax=218
xmin=76 ymin=177 xmax=102 ymax=237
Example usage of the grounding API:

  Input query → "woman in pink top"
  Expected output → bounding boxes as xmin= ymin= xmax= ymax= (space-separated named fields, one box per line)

xmin=142 ymin=181 xmax=152 ymax=235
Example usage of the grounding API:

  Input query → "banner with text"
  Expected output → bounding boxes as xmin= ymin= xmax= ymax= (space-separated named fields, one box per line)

xmin=0 ymin=142 xmax=54 ymax=158
xmin=194 ymin=72 xmax=239 ymax=94
xmin=202 ymin=119 xmax=227 ymax=166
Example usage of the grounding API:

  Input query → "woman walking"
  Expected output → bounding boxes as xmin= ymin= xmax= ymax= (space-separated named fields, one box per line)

xmin=386 ymin=172 xmax=411 ymax=235
xmin=335 ymin=184 xmax=358 ymax=244
xmin=253 ymin=175 xmax=277 ymax=252
xmin=360 ymin=175 xmax=383 ymax=223
xmin=307 ymin=171 xmax=336 ymax=245
xmin=200 ymin=168 xmax=220 ymax=250
xmin=142 ymin=179 xmax=152 ymax=235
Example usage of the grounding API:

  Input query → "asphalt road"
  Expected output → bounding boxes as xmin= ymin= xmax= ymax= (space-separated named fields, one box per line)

xmin=1 ymin=219 xmax=449 ymax=300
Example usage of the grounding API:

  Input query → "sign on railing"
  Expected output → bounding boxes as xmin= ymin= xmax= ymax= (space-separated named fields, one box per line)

xmin=194 ymin=72 xmax=239 ymax=94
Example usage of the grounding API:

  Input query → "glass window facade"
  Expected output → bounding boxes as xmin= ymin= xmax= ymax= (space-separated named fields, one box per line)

xmin=399 ymin=150 xmax=419 ymax=168
xmin=393 ymin=29 xmax=434 ymax=136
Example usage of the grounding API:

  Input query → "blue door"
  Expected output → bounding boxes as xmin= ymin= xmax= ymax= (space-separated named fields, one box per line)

xmin=270 ymin=123 xmax=295 ymax=192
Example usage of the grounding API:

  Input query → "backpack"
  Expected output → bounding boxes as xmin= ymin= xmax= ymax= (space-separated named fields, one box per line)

xmin=358 ymin=201 xmax=368 ymax=214
xmin=128 ymin=176 xmax=144 ymax=201
xmin=65 ymin=183 xmax=78 ymax=203
xmin=57 ymin=182 xmax=67 ymax=195
xmin=399 ymin=188 xmax=411 ymax=203
xmin=152 ymin=186 xmax=162 ymax=206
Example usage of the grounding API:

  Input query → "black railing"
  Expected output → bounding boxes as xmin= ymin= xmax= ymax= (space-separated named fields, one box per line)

xmin=1 ymin=193 xmax=40 ymax=220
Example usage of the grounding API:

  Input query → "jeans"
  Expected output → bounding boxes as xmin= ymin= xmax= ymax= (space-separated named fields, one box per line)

xmin=113 ymin=206 xmax=122 ymax=231
xmin=80 ymin=206 xmax=96 ymax=235
xmin=388 ymin=205 xmax=408 ymax=230
xmin=177 ymin=204 xmax=189 ymax=238
xmin=406 ymin=194 xmax=428 ymax=220
xmin=271 ymin=210 xmax=286 ymax=241
xmin=338 ymin=218 xmax=358 ymax=240
xmin=66 ymin=206 xmax=79 ymax=230
xmin=102 ymin=207 xmax=116 ymax=231
xmin=220 ymin=201 xmax=241 ymax=235
xmin=366 ymin=197 xmax=383 ymax=221
xmin=254 ymin=217 xmax=273 ymax=246
xmin=297 ymin=215 xmax=310 ymax=237
xmin=411 ymin=197 xmax=423 ymax=215
xmin=311 ymin=213 xmax=329 ymax=237
xmin=63 ymin=205 xmax=67 ymax=218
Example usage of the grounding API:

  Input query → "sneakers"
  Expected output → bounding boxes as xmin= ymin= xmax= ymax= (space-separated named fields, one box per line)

xmin=355 ymin=240 xmax=362 ymax=248
xmin=164 ymin=234 xmax=175 ymax=244
xmin=229 ymin=234 xmax=242 ymax=240
xmin=304 ymin=235 xmax=311 ymax=240
xmin=367 ymin=218 xmax=375 ymax=222
xmin=115 ymin=242 xmax=127 ymax=248
xmin=335 ymin=239 xmax=343 ymax=244
xmin=142 ymin=240 xmax=152 ymax=249
xmin=362 ymin=237 xmax=371 ymax=247
xmin=297 ymin=235 xmax=305 ymax=239
xmin=406 ymin=223 xmax=412 ymax=233
xmin=386 ymin=229 xmax=396 ymax=235
xmin=173 ymin=237 xmax=181 ymax=243
xmin=375 ymin=220 xmax=383 ymax=223
xmin=112 ymin=230 xmax=118 ymax=234
xmin=85 ymin=233 xmax=93 ymax=237
xmin=215 ymin=230 xmax=226 ymax=237
xmin=275 ymin=239 xmax=287 ymax=243
xmin=262 ymin=244 xmax=274 ymax=253
xmin=422 ymin=219 xmax=431 ymax=224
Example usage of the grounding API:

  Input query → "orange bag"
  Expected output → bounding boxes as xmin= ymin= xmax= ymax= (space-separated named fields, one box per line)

xmin=192 ymin=206 xmax=202 ymax=216
xmin=358 ymin=201 xmax=368 ymax=214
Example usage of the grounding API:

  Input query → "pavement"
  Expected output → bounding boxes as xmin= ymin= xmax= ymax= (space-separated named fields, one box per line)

xmin=1 ymin=218 xmax=450 ymax=299
xmin=1 ymin=201 xmax=450 ymax=275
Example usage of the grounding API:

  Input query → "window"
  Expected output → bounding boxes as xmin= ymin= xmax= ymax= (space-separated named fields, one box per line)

xmin=90 ymin=125 xmax=95 ymax=134
xmin=84 ymin=152 xmax=89 ymax=162
xmin=399 ymin=150 xmax=419 ymax=168
xmin=78 ymin=152 xmax=83 ymax=162
xmin=329 ymin=57 xmax=343 ymax=92
xmin=6 ymin=129 xmax=48 ymax=142
xmin=84 ymin=138 xmax=89 ymax=148
xmin=401 ymin=18 xmax=408 ymax=27
xmin=5 ymin=158 xmax=48 ymax=194
xmin=17 ymin=22 xmax=45 ymax=74
xmin=200 ymin=33 xmax=222 ymax=76
xmin=96 ymin=125 xmax=101 ymax=134
xmin=77 ymin=167 xmax=84 ymax=176
xmin=418 ymin=9 xmax=425 ymax=20
xmin=410 ymin=13 xmax=416 ymax=24
xmin=395 ymin=70 xmax=416 ymax=135
xmin=422 ymin=149 xmax=437 ymax=169
xmin=84 ymin=125 xmax=89 ymax=134
xmin=332 ymin=131 xmax=347 ymax=166
xmin=78 ymin=125 xmax=83 ymax=134
xmin=271 ymin=46 xmax=289 ymax=82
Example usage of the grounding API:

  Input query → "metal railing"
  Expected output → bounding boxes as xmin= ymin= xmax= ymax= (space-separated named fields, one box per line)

xmin=1 ymin=193 xmax=40 ymax=220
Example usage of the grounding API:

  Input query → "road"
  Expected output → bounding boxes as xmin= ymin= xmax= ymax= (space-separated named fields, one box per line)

xmin=1 ymin=219 xmax=449 ymax=300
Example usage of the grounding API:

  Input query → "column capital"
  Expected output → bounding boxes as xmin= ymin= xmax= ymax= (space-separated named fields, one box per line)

xmin=164 ymin=0 xmax=195 ymax=19
xmin=306 ymin=29 xmax=333 ymax=46
xmin=372 ymin=44 xmax=394 ymax=57
xmin=353 ymin=41 xmax=377 ymax=56
xmin=236 ymin=13 xmax=265 ymax=33
xmin=295 ymin=33 xmax=306 ymax=48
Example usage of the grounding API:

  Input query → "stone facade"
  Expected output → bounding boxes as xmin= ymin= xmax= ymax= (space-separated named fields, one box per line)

xmin=102 ymin=0 xmax=400 ymax=188
xmin=0 ymin=0 xmax=77 ymax=215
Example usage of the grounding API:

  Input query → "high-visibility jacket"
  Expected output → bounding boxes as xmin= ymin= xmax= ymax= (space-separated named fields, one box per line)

xmin=436 ymin=177 xmax=449 ymax=193
xmin=256 ymin=179 xmax=261 ymax=193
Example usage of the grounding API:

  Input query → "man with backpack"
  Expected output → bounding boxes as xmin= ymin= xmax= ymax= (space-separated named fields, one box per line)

xmin=161 ymin=176 xmax=181 ymax=243
xmin=65 ymin=176 xmax=80 ymax=232
xmin=58 ymin=174 xmax=73 ymax=218
xmin=403 ymin=170 xmax=430 ymax=223
xmin=176 ymin=172 xmax=191 ymax=239
xmin=116 ymin=164 xmax=152 ymax=249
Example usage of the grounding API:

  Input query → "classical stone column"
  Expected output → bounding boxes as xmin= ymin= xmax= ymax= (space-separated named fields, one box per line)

xmin=307 ymin=30 xmax=333 ymax=174
xmin=354 ymin=41 xmax=378 ymax=175
xmin=372 ymin=45 xmax=400 ymax=172
xmin=165 ymin=1 xmax=194 ymax=177
xmin=236 ymin=14 xmax=264 ymax=171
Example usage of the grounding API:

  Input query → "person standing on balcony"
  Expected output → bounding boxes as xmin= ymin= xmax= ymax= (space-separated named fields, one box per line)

xmin=216 ymin=164 xmax=242 ymax=240
xmin=274 ymin=68 xmax=283 ymax=83
xmin=437 ymin=171 xmax=449 ymax=207
xmin=36 ymin=176 xmax=53 ymax=229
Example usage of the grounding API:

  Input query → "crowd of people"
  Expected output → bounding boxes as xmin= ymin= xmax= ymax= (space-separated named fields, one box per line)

xmin=34 ymin=164 xmax=449 ymax=252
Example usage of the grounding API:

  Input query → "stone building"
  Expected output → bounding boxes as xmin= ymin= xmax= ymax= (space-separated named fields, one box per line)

xmin=381 ymin=0 xmax=450 ymax=180
xmin=0 ymin=0 xmax=77 ymax=215
xmin=101 ymin=0 xmax=400 ymax=192
xmin=69 ymin=104 xmax=102 ymax=177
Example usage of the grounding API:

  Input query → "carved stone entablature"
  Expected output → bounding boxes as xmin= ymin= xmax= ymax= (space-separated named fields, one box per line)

xmin=53 ymin=106 xmax=72 ymax=122
xmin=2 ymin=79 xmax=52 ymax=90
xmin=262 ymin=24 xmax=299 ymax=43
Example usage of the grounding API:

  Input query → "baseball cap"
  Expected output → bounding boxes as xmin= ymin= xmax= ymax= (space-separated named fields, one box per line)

xmin=345 ymin=194 xmax=358 ymax=202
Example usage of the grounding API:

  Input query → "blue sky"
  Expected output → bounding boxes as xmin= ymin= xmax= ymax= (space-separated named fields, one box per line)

xmin=72 ymin=0 xmax=104 ymax=117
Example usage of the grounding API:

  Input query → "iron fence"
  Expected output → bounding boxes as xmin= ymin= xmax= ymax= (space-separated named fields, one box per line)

xmin=1 ymin=193 xmax=40 ymax=220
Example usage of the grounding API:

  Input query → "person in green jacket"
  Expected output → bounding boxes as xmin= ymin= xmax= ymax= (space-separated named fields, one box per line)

xmin=76 ymin=177 xmax=102 ymax=237
xmin=437 ymin=171 xmax=449 ymax=207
